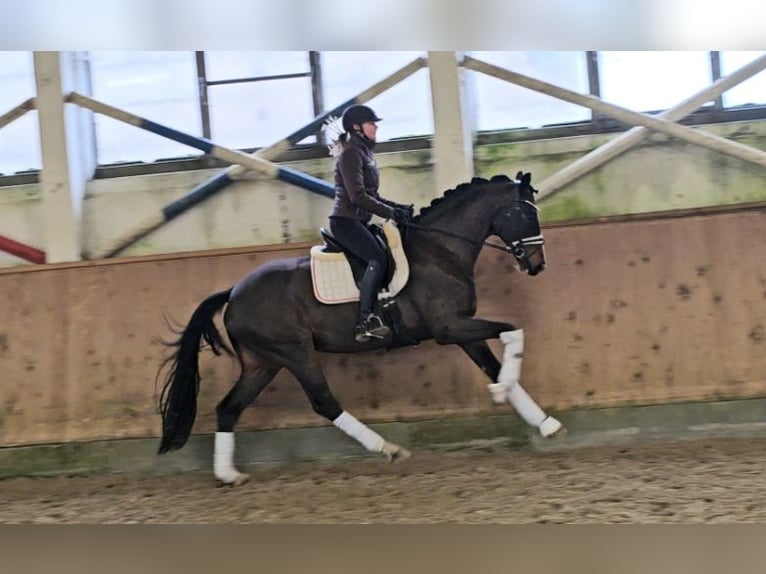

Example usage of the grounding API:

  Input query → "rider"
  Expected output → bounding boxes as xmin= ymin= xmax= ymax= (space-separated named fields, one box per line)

xmin=328 ymin=104 xmax=413 ymax=342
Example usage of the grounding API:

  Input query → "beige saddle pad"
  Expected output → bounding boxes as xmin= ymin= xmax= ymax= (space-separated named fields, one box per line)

xmin=310 ymin=222 xmax=410 ymax=305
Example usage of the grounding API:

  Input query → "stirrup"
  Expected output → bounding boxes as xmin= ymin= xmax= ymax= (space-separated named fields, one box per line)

xmin=355 ymin=313 xmax=390 ymax=342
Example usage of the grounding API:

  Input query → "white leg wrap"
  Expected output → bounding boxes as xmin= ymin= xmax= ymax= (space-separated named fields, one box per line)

xmin=487 ymin=381 xmax=510 ymax=405
xmin=489 ymin=329 xmax=563 ymax=437
xmin=488 ymin=329 xmax=525 ymax=403
xmin=498 ymin=329 xmax=524 ymax=384
xmin=214 ymin=432 xmax=244 ymax=483
xmin=333 ymin=411 xmax=385 ymax=452
xmin=507 ymin=380 xmax=563 ymax=437
xmin=507 ymin=381 xmax=546 ymax=427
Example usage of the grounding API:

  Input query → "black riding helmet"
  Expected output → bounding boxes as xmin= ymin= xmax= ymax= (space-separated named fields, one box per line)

xmin=341 ymin=104 xmax=382 ymax=133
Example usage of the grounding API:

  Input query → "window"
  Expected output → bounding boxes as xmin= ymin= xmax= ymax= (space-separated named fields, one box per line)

xmin=203 ymin=51 xmax=309 ymax=81
xmin=81 ymin=51 xmax=766 ymax=171
xmin=0 ymin=51 xmax=40 ymax=175
xmin=321 ymin=51 xmax=433 ymax=141
xmin=720 ymin=51 xmax=766 ymax=108
xmin=599 ymin=51 xmax=712 ymax=112
xmin=468 ymin=51 xmax=590 ymax=131
xmin=202 ymin=51 xmax=316 ymax=149
xmin=90 ymin=51 xmax=201 ymax=165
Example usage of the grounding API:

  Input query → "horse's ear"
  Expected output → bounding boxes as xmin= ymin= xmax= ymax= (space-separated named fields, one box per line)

xmin=515 ymin=170 xmax=523 ymax=181
xmin=521 ymin=172 xmax=531 ymax=188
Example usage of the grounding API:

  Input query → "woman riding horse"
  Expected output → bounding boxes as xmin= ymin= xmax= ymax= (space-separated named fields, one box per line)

xmin=157 ymin=171 xmax=559 ymax=485
xmin=328 ymin=104 xmax=413 ymax=342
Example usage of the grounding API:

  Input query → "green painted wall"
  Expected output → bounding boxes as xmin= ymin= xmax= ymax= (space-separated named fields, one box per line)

xmin=475 ymin=120 xmax=766 ymax=221
xmin=1 ymin=119 xmax=764 ymax=267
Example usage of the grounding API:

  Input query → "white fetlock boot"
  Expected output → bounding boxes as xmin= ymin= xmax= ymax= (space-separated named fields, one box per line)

xmin=214 ymin=432 xmax=249 ymax=486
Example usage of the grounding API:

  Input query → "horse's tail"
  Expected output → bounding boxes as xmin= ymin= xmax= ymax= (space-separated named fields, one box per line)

xmin=157 ymin=288 xmax=235 ymax=454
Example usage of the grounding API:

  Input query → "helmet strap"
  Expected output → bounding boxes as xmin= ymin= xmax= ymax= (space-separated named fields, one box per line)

xmin=352 ymin=125 xmax=375 ymax=145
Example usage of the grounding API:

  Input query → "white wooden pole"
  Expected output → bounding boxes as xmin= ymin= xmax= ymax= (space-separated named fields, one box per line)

xmin=229 ymin=56 xmax=428 ymax=175
xmin=533 ymin=54 xmax=766 ymax=199
xmin=0 ymin=97 xmax=36 ymax=130
xmin=34 ymin=52 xmax=81 ymax=263
xmin=464 ymin=56 xmax=766 ymax=174
xmin=428 ymin=51 xmax=474 ymax=196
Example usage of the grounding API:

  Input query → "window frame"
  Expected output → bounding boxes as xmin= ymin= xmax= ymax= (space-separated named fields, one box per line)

xmin=2 ymin=51 xmax=764 ymax=185
xmin=181 ymin=50 xmax=766 ymax=168
xmin=194 ymin=50 xmax=324 ymax=141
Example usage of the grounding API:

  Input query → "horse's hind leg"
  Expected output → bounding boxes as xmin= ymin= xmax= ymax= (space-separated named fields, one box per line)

xmin=214 ymin=350 xmax=281 ymax=486
xmin=279 ymin=344 xmax=411 ymax=462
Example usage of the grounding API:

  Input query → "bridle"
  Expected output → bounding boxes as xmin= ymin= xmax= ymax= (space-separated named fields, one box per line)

xmin=400 ymin=199 xmax=545 ymax=263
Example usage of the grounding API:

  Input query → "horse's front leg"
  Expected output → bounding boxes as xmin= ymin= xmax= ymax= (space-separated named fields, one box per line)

xmin=432 ymin=317 xmax=516 ymax=345
xmin=459 ymin=338 xmax=564 ymax=438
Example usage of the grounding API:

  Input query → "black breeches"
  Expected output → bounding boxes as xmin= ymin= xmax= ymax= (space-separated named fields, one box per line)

xmin=329 ymin=217 xmax=387 ymax=317
xmin=329 ymin=217 xmax=387 ymax=267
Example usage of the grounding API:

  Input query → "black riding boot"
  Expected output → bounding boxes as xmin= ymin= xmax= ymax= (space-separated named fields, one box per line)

xmin=355 ymin=260 xmax=390 ymax=342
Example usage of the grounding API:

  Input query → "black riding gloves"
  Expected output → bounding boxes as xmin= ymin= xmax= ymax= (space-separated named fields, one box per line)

xmin=391 ymin=203 xmax=414 ymax=226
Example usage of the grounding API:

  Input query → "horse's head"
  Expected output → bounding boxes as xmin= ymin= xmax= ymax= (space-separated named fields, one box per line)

xmin=490 ymin=171 xmax=546 ymax=276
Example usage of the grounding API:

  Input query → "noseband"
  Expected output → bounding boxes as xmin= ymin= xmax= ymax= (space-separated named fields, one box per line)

xmin=509 ymin=233 xmax=545 ymax=267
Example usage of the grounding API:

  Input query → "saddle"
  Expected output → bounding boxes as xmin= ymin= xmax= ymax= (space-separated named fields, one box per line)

xmin=310 ymin=222 xmax=410 ymax=305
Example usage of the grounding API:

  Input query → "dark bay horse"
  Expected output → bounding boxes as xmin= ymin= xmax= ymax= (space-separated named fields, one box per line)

xmin=157 ymin=172 xmax=561 ymax=485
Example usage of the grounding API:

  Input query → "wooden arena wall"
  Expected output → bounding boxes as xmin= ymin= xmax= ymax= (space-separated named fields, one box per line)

xmin=1 ymin=204 xmax=765 ymax=447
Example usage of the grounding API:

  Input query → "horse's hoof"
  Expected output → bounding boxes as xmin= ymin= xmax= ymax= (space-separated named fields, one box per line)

xmin=216 ymin=472 xmax=250 ymax=487
xmin=539 ymin=416 xmax=564 ymax=438
xmin=382 ymin=442 xmax=412 ymax=463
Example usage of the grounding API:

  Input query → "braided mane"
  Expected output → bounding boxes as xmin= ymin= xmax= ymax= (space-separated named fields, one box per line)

xmin=412 ymin=174 xmax=514 ymax=223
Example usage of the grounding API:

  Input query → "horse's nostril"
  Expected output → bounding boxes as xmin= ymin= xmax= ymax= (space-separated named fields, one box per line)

xmin=528 ymin=263 xmax=545 ymax=276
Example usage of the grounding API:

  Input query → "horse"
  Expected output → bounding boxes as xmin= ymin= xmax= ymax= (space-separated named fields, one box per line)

xmin=157 ymin=171 xmax=563 ymax=485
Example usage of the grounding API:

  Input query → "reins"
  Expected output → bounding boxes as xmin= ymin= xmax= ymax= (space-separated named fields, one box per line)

xmin=399 ymin=200 xmax=545 ymax=256
xmin=402 ymin=221 xmax=519 ymax=253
